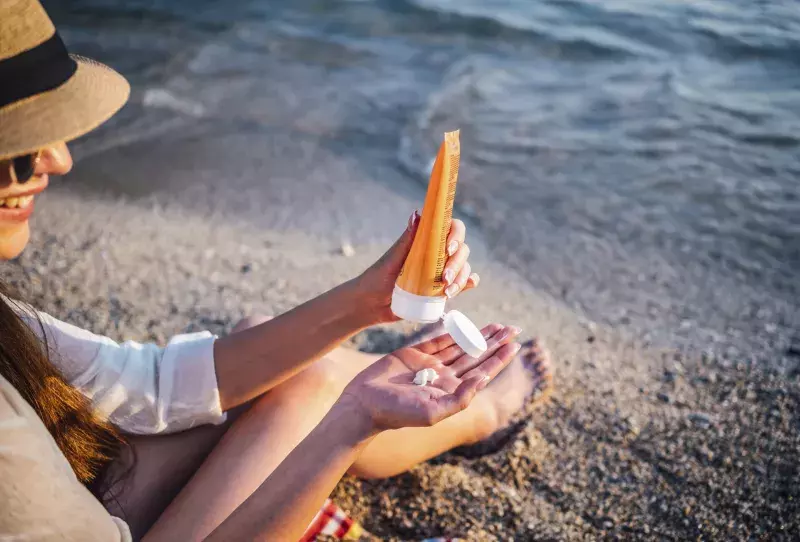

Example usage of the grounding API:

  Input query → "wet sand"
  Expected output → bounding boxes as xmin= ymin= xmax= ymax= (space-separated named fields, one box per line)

xmin=3 ymin=125 xmax=798 ymax=540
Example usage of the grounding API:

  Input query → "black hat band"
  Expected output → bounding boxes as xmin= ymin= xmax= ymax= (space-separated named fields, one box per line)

xmin=0 ymin=32 xmax=77 ymax=108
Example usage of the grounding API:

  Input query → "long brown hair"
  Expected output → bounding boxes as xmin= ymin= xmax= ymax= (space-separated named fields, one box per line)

xmin=0 ymin=279 xmax=126 ymax=496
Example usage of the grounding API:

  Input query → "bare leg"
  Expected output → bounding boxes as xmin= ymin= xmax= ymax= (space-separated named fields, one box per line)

xmin=113 ymin=317 xmax=550 ymax=540
xmin=139 ymin=344 xmax=360 ymax=540
xmin=102 ymin=318 xmax=272 ymax=539
xmin=331 ymin=339 xmax=553 ymax=479
xmin=103 ymin=416 xmax=236 ymax=540
xmin=223 ymin=319 xmax=552 ymax=482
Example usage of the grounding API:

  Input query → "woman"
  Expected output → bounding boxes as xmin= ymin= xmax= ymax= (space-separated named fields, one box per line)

xmin=0 ymin=2 xmax=552 ymax=541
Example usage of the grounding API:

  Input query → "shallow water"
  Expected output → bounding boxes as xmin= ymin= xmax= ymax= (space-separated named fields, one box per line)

xmin=45 ymin=0 xmax=799 ymax=361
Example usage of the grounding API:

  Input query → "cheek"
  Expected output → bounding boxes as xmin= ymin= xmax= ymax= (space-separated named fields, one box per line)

xmin=0 ymin=222 xmax=30 ymax=260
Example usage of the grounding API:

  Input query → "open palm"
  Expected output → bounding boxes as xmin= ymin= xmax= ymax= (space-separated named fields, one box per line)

xmin=341 ymin=324 xmax=521 ymax=431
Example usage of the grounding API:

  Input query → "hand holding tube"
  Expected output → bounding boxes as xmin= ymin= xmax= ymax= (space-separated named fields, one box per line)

xmin=355 ymin=212 xmax=479 ymax=324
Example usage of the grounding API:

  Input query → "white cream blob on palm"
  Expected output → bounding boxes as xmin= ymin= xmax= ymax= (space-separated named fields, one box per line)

xmin=413 ymin=368 xmax=439 ymax=386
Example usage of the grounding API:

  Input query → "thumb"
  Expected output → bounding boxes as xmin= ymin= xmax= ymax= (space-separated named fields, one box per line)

xmin=377 ymin=209 xmax=419 ymax=272
xmin=432 ymin=375 xmax=483 ymax=423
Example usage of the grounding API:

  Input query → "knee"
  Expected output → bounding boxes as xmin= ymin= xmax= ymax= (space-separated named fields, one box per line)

xmin=288 ymin=358 xmax=345 ymax=400
xmin=347 ymin=463 xmax=392 ymax=480
xmin=257 ymin=357 xmax=345 ymax=409
xmin=232 ymin=314 xmax=272 ymax=334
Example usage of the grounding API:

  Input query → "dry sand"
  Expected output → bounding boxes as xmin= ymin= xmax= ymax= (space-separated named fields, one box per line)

xmin=3 ymin=128 xmax=798 ymax=541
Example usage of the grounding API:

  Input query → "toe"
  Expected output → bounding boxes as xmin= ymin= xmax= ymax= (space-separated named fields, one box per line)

xmin=520 ymin=337 xmax=553 ymax=393
xmin=520 ymin=339 xmax=546 ymax=366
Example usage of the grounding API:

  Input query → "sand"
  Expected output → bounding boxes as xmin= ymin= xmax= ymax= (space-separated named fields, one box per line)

xmin=3 ymin=126 xmax=798 ymax=541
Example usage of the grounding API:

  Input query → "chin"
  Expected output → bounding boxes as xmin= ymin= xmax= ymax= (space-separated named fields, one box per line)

xmin=0 ymin=224 xmax=30 ymax=260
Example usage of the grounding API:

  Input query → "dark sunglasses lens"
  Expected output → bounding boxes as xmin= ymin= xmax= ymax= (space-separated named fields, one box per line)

xmin=12 ymin=154 xmax=36 ymax=182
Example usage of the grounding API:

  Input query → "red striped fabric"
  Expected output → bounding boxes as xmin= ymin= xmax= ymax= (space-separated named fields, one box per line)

xmin=299 ymin=499 xmax=461 ymax=542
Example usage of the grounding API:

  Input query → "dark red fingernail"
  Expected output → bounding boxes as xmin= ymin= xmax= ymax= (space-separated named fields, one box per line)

xmin=407 ymin=209 xmax=420 ymax=231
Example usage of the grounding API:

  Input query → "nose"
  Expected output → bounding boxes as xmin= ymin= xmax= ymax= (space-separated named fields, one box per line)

xmin=37 ymin=142 xmax=73 ymax=176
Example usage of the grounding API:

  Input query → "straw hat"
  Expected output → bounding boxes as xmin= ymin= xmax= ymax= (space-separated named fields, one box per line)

xmin=0 ymin=0 xmax=130 ymax=160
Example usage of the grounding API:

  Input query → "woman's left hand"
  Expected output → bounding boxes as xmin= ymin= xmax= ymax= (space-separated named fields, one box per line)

xmin=340 ymin=324 xmax=520 ymax=431
xmin=356 ymin=209 xmax=480 ymax=323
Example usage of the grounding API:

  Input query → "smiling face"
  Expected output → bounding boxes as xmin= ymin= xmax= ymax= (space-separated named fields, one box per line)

xmin=0 ymin=142 xmax=72 ymax=259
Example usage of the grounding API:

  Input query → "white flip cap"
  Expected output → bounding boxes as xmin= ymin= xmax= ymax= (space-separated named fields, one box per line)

xmin=391 ymin=286 xmax=487 ymax=358
xmin=442 ymin=309 xmax=487 ymax=358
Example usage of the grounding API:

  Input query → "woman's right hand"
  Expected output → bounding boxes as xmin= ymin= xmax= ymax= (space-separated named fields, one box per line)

xmin=355 ymin=213 xmax=479 ymax=325
xmin=339 ymin=324 xmax=522 ymax=432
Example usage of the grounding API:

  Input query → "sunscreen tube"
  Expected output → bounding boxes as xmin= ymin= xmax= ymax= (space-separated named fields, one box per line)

xmin=391 ymin=131 xmax=487 ymax=358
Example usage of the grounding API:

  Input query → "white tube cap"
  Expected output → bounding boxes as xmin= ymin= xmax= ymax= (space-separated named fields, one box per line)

xmin=442 ymin=310 xmax=487 ymax=358
xmin=391 ymin=285 xmax=446 ymax=323
xmin=391 ymin=286 xmax=487 ymax=358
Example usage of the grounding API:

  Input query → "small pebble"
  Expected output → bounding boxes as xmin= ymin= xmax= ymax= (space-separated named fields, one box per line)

xmin=688 ymin=412 xmax=713 ymax=429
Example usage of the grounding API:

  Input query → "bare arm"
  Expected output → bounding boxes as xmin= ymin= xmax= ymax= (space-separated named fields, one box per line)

xmin=204 ymin=398 xmax=375 ymax=541
xmin=206 ymin=330 xmax=520 ymax=541
xmin=213 ymin=215 xmax=478 ymax=411
xmin=213 ymin=279 xmax=375 ymax=410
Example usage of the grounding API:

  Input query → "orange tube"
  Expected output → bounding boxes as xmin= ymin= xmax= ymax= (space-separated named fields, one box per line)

xmin=391 ymin=130 xmax=460 ymax=323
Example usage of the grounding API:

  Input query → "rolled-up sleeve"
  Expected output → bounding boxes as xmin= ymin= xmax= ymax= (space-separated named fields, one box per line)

xmin=20 ymin=307 xmax=226 ymax=435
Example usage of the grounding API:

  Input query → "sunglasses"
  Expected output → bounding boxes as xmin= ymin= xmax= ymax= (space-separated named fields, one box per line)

xmin=8 ymin=150 xmax=42 ymax=184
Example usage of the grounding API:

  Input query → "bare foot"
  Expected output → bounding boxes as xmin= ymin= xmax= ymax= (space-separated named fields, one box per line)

xmin=458 ymin=339 xmax=553 ymax=456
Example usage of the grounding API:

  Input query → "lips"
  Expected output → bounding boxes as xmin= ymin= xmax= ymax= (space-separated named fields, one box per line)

xmin=0 ymin=195 xmax=34 ymax=209
xmin=0 ymin=197 xmax=35 ymax=222
xmin=0 ymin=175 xmax=48 ymax=222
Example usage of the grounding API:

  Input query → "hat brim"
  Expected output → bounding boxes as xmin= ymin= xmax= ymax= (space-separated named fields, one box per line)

xmin=0 ymin=55 xmax=130 ymax=161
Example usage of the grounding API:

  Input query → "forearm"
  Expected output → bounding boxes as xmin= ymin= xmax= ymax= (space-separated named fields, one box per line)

xmin=214 ymin=278 xmax=377 ymax=410
xmin=205 ymin=399 xmax=376 ymax=542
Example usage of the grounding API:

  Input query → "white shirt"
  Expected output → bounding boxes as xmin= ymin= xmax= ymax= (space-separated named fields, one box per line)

xmin=18 ymin=305 xmax=227 ymax=434
xmin=0 ymin=304 xmax=226 ymax=542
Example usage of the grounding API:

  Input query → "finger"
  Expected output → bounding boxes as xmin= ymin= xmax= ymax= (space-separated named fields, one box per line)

xmin=436 ymin=323 xmax=507 ymax=365
xmin=451 ymin=325 xmax=522 ymax=376
xmin=413 ymin=331 xmax=457 ymax=355
xmin=442 ymin=243 xmax=471 ymax=287
xmin=446 ymin=219 xmax=466 ymax=258
xmin=408 ymin=209 xmax=421 ymax=232
xmin=429 ymin=375 xmax=484 ymax=424
xmin=459 ymin=272 xmax=480 ymax=295
xmin=461 ymin=342 xmax=522 ymax=386
xmin=375 ymin=209 xmax=420 ymax=273
xmin=445 ymin=262 xmax=471 ymax=299
xmin=437 ymin=323 xmax=504 ymax=364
